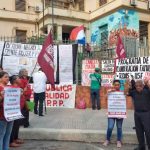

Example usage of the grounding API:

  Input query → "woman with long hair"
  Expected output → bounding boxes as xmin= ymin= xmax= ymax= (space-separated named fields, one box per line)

xmin=0 ymin=71 xmax=14 ymax=150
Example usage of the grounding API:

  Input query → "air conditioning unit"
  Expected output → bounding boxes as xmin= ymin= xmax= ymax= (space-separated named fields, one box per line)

xmin=148 ymin=0 xmax=150 ymax=9
xmin=130 ymin=0 xmax=137 ymax=6
xmin=35 ymin=6 xmax=42 ymax=13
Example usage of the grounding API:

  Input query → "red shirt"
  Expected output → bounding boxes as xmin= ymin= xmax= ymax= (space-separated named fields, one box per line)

xmin=0 ymin=85 xmax=4 ymax=120
xmin=20 ymin=78 xmax=32 ymax=100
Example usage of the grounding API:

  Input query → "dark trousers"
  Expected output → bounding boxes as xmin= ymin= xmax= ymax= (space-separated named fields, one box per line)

xmin=21 ymin=100 xmax=30 ymax=127
xmin=90 ymin=89 xmax=100 ymax=109
xmin=34 ymin=92 xmax=45 ymax=115
xmin=134 ymin=111 xmax=150 ymax=150
xmin=10 ymin=120 xmax=20 ymax=143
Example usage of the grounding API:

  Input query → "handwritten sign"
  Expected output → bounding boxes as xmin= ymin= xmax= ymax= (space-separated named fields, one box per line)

xmin=116 ymin=56 xmax=150 ymax=80
xmin=108 ymin=92 xmax=126 ymax=118
xmin=4 ymin=87 xmax=24 ymax=121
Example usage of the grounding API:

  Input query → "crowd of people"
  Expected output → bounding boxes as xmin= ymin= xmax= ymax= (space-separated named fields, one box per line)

xmin=0 ymin=67 xmax=47 ymax=150
xmin=90 ymin=68 xmax=150 ymax=150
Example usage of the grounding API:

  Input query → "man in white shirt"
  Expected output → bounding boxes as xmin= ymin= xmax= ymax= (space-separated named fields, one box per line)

xmin=33 ymin=68 xmax=47 ymax=116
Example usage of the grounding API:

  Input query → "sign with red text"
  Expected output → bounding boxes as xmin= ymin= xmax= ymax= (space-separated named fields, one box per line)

xmin=82 ymin=59 xmax=99 ymax=86
xmin=101 ymin=74 xmax=114 ymax=87
xmin=108 ymin=91 xmax=126 ymax=118
xmin=4 ymin=87 xmax=24 ymax=121
xmin=30 ymin=84 xmax=76 ymax=108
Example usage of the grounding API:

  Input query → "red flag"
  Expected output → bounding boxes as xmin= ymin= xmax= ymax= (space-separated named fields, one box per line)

xmin=37 ymin=30 xmax=54 ymax=87
xmin=114 ymin=35 xmax=126 ymax=73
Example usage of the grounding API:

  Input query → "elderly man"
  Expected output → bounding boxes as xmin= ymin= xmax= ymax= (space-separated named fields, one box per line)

xmin=125 ymin=80 xmax=150 ymax=150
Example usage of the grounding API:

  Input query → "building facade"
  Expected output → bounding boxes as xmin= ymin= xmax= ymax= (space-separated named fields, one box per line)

xmin=0 ymin=0 xmax=150 ymax=49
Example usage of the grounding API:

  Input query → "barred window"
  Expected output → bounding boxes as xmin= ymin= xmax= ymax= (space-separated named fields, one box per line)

xmin=16 ymin=30 xmax=27 ymax=43
xmin=79 ymin=1 xmax=84 ymax=11
xmin=15 ymin=0 xmax=26 ymax=11
xmin=99 ymin=0 xmax=107 ymax=6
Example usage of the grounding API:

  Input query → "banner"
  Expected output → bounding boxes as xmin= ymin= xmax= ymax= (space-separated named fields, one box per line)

xmin=116 ymin=56 xmax=150 ymax=80
xmin=0 ymin=41 xmax=4 ymax=56
xmin=59 ymin=45 xmax=73 ymax=83
xmin=4 ymin=87 xmax=24 ymax=121
xmin=82 ymin=59 xmax=99 ymax=86
xmin=102 ymin=60 xmax=114 ymax=73
xmin=46 ymin=84 xmax=76 ymax=108
xmin=108 ymin=91 xmax=126 ymax=118
xmin=101 ymin=74 xmax=114 ymax=87
xmin=3 ymin=42 xmax=42 ymax=75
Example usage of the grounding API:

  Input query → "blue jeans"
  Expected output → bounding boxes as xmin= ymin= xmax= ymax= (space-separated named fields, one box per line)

xmin=0 ymin=120 xmax=13 ymax=150
xmin=90 ymin=89 xmax=100 ymax=109
xmin=106 ymin=118 xmax=123 ymax=141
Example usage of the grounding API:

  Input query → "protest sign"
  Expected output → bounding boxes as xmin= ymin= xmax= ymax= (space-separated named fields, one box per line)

xmin=108 ymin=91 xmax=126 ymax=118
xmin=30 ymin=84 xmax=76 ymax=108
xmin=102 ymin=60 xmax=114 ymax=73
xmin=101 ymin=74 xmax=114 ymax=87
xmin=82 ymin=59 xmax=99 ymax=86
xmin=4 ymin=87 xmax=24 ymax=121
xmin=116 ymin=56 xmax=150 ymax=80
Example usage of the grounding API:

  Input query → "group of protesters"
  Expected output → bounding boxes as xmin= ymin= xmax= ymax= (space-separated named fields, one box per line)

xmin=90 ymin=68 xmax=150 ymax=150
xmin=0 ymin=68 xmax=32 ymax=149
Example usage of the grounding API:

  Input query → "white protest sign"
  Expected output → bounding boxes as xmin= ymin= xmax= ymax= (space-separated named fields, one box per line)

xmin=82 ymin=59 xmax=99 ymax=86
xmin=102 ymin=60 xmax=114 ymax=73
xmin=116 ymin=56 xmax=150 ymax=80
xmin=101 ymin=74 xmax=114 ymax=87
xmin=4 ymin=87 xmax=24 ymax=121
xmin=108 ymin=91 xmax=126 ymax=118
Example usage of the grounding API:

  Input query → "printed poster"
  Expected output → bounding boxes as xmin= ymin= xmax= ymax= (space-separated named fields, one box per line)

xmin=59 ymin=45 xmax=73 ymax=83
xmin=101 ymin=74 xmax=114 ymax=87
xmin=82 ymin=59 xmax=99 ymax=86
xmin=102 ymin=60 xmax=114 ymax=73
xmin=108 ymin=91 xmax=126 ymax=118
xmin=4 ymin=87 xmax=24 ymax=121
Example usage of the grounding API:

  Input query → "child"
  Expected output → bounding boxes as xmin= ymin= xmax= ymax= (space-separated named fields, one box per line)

xmin=103 ymin=80 xmax=124 ymax=148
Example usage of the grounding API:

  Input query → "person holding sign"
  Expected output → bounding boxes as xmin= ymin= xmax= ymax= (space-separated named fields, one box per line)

xmin=89 ymin=67 xmax=101 ymax=110
xmin=9 ymin=75 xmax=26 ymax=147
xmin=103 ymin=80 xmax=125 ymax=148
xmin=0 ymin=71 xmax=13 ymax=150
xmin=125 ymin=80 xmax=150 ymax=150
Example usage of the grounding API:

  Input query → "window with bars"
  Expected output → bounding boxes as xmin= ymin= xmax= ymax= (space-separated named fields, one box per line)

xmin=99 ymin=0 xmax=107 ymax=6
xmin=15 ymin=0 xmax=26 ymax=11
xmin=139 ymin=21 xmax=148 ymax=42
xmin=79 ymin=1 xmax=84 ymax=11
xmin=16 ymin=30 xmax=27 ymax=43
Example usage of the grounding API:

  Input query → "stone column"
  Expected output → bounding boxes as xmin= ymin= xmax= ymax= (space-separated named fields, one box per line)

xmin=47 ymin=24 xmax=52 ymax=33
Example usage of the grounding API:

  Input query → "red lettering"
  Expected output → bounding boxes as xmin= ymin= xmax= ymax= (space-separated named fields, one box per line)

xmin=59 ymin=100 xmax=63 ymax=106
xmin=53 ymin=100 xmax=57 ymax=106
xmin=47 ymin=100 xmax=51 ymax=106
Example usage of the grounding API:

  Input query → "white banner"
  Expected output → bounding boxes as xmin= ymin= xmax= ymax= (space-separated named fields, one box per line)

xmin=108 ymin=92 xmax=126 ymax=118
xmin=0 ymin=41 xmax=4 ymax=56
xmin=45 ymin=84 xmax=76 ymax=108
xmin=116 ymin=56 xmax=150 ymax=80
xmin=4 ymin=87 xmax=24 ymax=121
xmin=102 ymin=60 xmax=114 ymax=73
xmin=82 ymin=59 xmax=99 ymax=86
xmin=101 ymin=74 xmax=114 ymax=87
xmin=59 ymin=45 xmax=73 ymax=83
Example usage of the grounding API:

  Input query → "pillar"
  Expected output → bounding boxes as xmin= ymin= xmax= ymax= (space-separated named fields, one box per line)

xmin=57 ymin=25 xmax=62 ymax=41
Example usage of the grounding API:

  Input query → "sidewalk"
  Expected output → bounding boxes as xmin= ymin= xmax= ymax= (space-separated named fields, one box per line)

xmin=20 ymin=108 xmax=137 ymax=144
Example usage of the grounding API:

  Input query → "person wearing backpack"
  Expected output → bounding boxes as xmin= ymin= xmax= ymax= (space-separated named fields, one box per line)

xmin=89 ymin=67 xmax=101 ymax=110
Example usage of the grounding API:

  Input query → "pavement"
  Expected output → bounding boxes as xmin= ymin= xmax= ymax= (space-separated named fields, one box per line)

xmin=19 ymin=108 xmax=138 ymax=144
xmin=10 ymin=140 xmax=137 ymax=150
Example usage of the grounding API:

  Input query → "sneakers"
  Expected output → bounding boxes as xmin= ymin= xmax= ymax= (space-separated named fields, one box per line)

xmin=103 ymin=140 xmax=109 ymax=146
xmin=117 ymin=141 xmax=122 ymax=148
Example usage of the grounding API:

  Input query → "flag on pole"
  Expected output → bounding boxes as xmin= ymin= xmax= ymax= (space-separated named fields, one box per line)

xmin=70 ymin=25 xmax=86 ymax=45
xmin=38 ymin=30 xmax=55 ymax=87
xmin=114 ymin=35 xmax=126 ymax=73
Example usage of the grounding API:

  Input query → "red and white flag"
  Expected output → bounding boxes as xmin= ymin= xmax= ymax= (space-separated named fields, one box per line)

xmin=38 ymin=30 xmax=55 ymax=87
xmin=114 ymin=35 xmax=126 ymax=73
